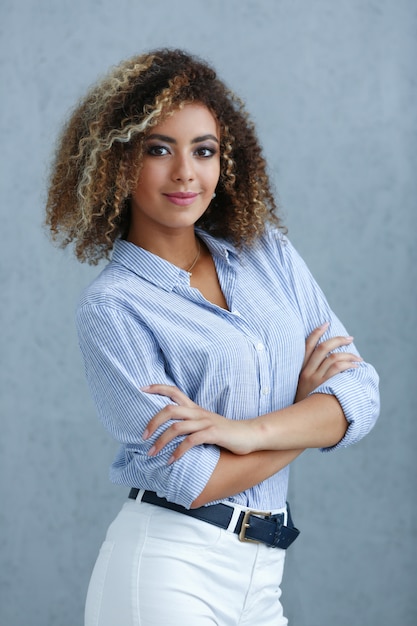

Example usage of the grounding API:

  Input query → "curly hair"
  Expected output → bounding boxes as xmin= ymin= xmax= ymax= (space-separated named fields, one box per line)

xmin=45 ymin=48 xmax=285 ymax=264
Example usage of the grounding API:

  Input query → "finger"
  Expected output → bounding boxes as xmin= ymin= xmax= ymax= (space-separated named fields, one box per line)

xmin=296 ymin=353 xmax=363 ymax=401
xmin=141 ymin=384 xmax=197 ymax=408
xmin=317 ymin=335 xmax=356 ymax=355
xmin=315 ymin=354 xmax=363 ymax=381
xmin=303 ymin=323 xmax=330 ymax=367
xmin=167 ymin=432 xmax=213 ymax=463
xmin=167 ymin=419 xmax=261 ymax=460
xmin=303 ymin=336 xmax=357 ymax=374
xmin=148 ymin=418 xmax=212 ymax=456
xmin=143 ymin=405 xmax=201 ymax=440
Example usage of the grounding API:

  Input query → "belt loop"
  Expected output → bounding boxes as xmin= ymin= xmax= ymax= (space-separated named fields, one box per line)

xmin=226 ymin=506 xmax=242 ymax=532
xmin=133 ymin=488 xmax=145 ymax=502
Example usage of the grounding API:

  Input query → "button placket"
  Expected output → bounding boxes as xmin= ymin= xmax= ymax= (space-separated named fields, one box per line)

xmin=253 ymin=339 xmax=271 ymax=411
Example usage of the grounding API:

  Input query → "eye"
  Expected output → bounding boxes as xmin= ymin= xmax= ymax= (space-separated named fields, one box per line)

xmin=194 ymin=146 xmax=217 ymax=158
xmin=146 ymin=145 xmax=170 ymax=157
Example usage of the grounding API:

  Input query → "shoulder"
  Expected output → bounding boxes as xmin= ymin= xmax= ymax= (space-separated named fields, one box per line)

xmin=75 ymin=253 xmax=149 ymax=340
xmin=259 ymin=225 xmax=288 ymax=253
xmin=235 ymin=226 xmax=317 ymax=296
xmin=78 ymin=237 xmax=153 ymax=311
xmin=77 ymin=262 xmax=133 ymax=311
xmin=240 ymin=225 xmax=293 ymax=268
xmin=76 ymin=264 xmax=155 ymax=351
xmin=257 ymin=226 xmax=311 ymax=270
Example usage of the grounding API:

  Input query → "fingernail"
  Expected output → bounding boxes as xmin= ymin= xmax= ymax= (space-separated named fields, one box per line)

xmin=320 ymin=322 xmax=330 ymax=329
xmin=142 ymin=429 xmax=149 ymax=440
xmin=345 ymin=336 xmax=354 ymax=341
xmin=167 ymin=456 xmax=175 ymax=465
xmin=148 ymin=446 xmax=156 ymax=456
xmin=140 ymin=385 xmax=151 ymax=391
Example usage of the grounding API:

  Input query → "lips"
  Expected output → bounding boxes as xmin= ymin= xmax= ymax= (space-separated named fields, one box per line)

xmin=163 ymin=191 xmax=199 ymax=206
xmin=164 ymin=192 xmax=198 ymax=198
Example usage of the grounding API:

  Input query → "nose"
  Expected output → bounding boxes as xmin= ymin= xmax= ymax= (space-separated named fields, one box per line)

xmin=171 ymin=154 xmax=195 ymax=182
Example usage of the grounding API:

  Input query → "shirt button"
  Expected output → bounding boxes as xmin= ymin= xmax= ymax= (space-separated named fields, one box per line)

xmin=233 ymin=310 xmax=241 ymax=317
xmin=256 ymin=342 xmax=264 ymax=352
xmin=262 ymin=387 xmax=270 ymax=395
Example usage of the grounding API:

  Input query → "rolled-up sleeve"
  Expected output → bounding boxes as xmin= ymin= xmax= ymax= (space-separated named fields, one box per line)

xmin=311 ymin=364 xmax=380 ymax=451
xmin=76 ymin=302 xmax=220 ymax=508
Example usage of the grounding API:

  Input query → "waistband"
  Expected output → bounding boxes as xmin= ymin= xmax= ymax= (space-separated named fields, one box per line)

xmin=129 ymin=489 xmax=300 ymax=550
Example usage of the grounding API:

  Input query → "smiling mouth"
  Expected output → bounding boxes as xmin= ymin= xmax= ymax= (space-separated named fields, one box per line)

xmin=163 ymin=192 xmax=199 ymax=206
xmin=164 ymin=192 xmax=198 ymax=198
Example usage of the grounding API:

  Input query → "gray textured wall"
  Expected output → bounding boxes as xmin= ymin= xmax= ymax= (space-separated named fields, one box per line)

xmin=1 ymin=1 xmax=416 ymax=625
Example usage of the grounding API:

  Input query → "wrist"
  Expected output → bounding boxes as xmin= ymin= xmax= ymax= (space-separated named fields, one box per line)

xmin=250 ymin=415 xmax=276 ymax=452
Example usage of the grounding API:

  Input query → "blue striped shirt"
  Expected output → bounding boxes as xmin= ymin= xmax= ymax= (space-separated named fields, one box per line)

xmin=76 ymin=227 xmax=379 ymax=510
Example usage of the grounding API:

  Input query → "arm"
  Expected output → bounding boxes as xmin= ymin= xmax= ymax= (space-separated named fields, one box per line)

xmin=191 ymin=319 xmax=373 ymax=507
xmin=76 ymin=302 xmax=220 ymax=507
xmin=145 ymin=393 xmax=342 ymax=508
xmin=192 ymin=448 xmax=304 ymax=508
xmin=143 ymin=327 xmax=359 ymax=506
xmin=142 ymin=391 xmax=346 ymax=460
xmin=274 ymin=232 xmax=380 ymax=449
xmin=143 ymin=326 xmax=361 ymax=457
xmin=194 ymin=394 xmax=344 ymax=507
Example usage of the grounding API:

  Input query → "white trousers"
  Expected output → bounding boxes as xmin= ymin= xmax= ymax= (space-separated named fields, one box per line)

xmin=85 ymin=497 xmax=288 ymax=626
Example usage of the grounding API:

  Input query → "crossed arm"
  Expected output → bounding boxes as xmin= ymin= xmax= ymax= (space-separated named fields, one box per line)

xmin=142 ymin=324 xmax=361 ymax=507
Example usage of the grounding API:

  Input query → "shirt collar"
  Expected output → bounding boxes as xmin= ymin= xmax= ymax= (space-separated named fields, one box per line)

xmin=111 ymin=230 xmax=237 ymax=291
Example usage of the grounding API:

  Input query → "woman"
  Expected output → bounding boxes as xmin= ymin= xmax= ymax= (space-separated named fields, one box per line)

xmin=46 ymin=48 xmax=379 ymax=625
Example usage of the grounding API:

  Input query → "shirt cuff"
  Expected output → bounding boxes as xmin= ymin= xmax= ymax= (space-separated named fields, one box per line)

xmin=309 ymin=367 xmax=379 ymax=452
xmin=164 ymin=444 xmax=221 ymax=508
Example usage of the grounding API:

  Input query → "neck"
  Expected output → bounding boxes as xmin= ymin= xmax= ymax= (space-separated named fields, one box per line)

xmin=127 ymin=224 xmax=200 ymax=270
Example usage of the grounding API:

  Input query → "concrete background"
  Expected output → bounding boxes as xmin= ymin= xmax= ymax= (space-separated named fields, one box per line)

xmin=1 ymin=1 xmax=416 ymax=624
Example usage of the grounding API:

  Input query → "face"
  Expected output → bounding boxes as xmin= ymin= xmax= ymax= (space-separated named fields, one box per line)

xmin=130 ymin=103 xmax=220 ymax=239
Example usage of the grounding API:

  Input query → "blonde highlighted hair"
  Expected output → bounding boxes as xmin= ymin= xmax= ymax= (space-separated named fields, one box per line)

xmin=46 ymin=48 xmax=284 ymax=264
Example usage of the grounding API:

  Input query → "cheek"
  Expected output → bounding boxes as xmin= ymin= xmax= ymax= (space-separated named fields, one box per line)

xmin=208 ymin=161 xmax=221 ymax=189
xmin=134 ymin=165 xmax=160 ymax=195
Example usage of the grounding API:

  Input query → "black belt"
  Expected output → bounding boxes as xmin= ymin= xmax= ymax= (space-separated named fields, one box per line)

xmin=129 ymin=489 xmax=300 ymax=550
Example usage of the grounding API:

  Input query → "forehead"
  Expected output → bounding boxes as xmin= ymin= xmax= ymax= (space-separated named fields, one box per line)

xmin=149 ymin=103 xmax=219 ymax=138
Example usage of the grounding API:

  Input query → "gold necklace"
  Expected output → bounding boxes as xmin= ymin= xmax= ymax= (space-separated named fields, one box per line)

xmin=185 ymin=241 xmax=201 ymax=276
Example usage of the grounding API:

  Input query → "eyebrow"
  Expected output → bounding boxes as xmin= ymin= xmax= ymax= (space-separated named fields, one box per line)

xmin=146 ymin=133 xmax=219 ymax=144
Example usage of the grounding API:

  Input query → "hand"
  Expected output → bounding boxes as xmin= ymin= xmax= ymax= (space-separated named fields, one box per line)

xmin=295 ymin=323 xmax=363 ymax=403
xmin=141 ymin=385 xmax=262 ymax=461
